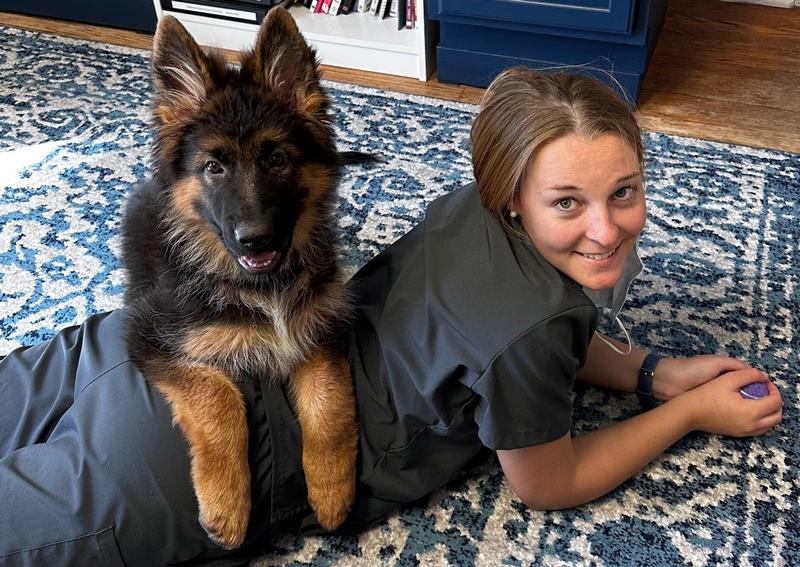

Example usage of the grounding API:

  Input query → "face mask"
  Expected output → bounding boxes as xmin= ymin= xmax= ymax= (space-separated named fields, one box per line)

xmin=582 ymin=241 xmax=643 ymax=355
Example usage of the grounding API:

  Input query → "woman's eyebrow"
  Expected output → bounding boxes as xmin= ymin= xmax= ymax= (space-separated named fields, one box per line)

xmin=545 ymin=171 xmax=642 ymax=192
xmin=617 ymin=171 xmax=642 ymax=183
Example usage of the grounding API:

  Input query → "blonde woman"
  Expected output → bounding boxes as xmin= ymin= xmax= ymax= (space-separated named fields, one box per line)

xmin=334 ymin=67 xmax=783 ymax=528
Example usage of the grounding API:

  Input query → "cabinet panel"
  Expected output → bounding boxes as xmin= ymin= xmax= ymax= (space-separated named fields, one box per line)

xmin=436 ymin=0 xmax=635 ymax=34
xmin=0 ymin=0 xmax=157 ymax=32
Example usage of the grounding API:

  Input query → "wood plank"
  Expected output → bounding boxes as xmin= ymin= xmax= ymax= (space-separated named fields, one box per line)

xmin=642 ymin=61 xmax=800 ymax=113
xmin=667 ymin=0 xmax=800 ymax=31
xmin=636 ymin=90 xmax=800 ymax=154
xmin=318 ymin=66 xmax=480 ymax=105
xmin=0 ymin=11 xmax=153 ymax=50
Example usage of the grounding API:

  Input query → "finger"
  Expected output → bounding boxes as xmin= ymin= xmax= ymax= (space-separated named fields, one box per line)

xmin=766 ymin=381 xmax=782 ymax=399
xmin=756 ymin=408 xmax=783 ymax=430
xmin=754 ymin=393 xmax=783 ymax=415
xmin=721 ymin=368 xmax=769 ymax=388
xmin=708 ymin=357 xmax=750 ymax=374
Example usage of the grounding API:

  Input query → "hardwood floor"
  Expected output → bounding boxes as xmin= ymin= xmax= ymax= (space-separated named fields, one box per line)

xmin=1 ymin=0 xmax=798 ymax=153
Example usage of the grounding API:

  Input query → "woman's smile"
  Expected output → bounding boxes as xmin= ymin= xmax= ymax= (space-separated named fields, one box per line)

xmin=576 ymin=243 xmax=621 ymax=262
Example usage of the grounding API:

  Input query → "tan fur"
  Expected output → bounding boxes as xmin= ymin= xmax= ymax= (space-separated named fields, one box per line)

xmin=181 ymin=277 xmax=348 ymax=377
xmin=171 ymin=176 xmax=203 ymax=222
xmin=151 ymin=361 xmax=250 ymax=549
xmin=166 ymin=178 xmax=239 ymax=279
xmin=292 ymin=163 xmax=335 ymax=252
xmin=290 ymin=351 xmax=358 ymax=529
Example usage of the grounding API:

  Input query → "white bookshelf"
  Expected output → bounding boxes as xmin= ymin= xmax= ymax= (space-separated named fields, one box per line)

xmin=151 ymin=1 xmax=436 ymax=80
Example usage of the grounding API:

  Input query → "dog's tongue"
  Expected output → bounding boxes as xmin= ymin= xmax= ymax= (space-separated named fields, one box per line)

xmin=238 ymin=251 xmax=281 ymax=273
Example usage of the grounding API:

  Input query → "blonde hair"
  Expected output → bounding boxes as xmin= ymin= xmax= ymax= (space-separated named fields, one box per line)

xmin=471 ymin=67 xmax=644 ymax=233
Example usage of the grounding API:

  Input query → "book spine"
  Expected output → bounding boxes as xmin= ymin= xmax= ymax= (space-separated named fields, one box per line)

xmin=396 ymin=0 xmax=406 ymax=30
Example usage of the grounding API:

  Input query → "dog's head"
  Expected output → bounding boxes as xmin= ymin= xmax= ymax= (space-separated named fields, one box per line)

xmin=151 ymin=9 xmax=338 ymax=280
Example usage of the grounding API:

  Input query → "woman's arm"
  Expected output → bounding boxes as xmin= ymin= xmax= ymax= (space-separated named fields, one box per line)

xmin=498 ymin=366 xmax=782 ymax=510
xmin=576 ymin=332 xmax=647 ymax=392
xmin=577 ymin=333 xmax=754 ymax=401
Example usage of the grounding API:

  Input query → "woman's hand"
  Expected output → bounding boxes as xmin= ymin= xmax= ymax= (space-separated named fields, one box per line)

xmin=673 ymin=367 xmax=783 ymax=437
xmin=653 ymin=355 xmax=752 ymax=401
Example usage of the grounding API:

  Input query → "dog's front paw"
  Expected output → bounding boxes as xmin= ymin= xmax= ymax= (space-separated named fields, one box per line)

xmin=198 ymin=506 xmax=249 ymax=549
xmin=306 ymin=455 xmax=356 ymax=530
xmin=195 ymin=472 xmax=251 ymax=549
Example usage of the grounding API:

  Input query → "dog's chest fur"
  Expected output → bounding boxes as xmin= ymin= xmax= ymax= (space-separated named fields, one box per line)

xmin=178 ymin=287 xmax=339 ymax=380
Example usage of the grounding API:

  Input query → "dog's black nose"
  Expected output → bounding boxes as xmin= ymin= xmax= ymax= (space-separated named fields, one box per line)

xmin=234 ymin=222 xmax=274 ymax=250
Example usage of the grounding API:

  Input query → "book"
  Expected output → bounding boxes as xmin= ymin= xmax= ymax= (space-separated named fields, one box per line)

xmin=356 ymin=0 xmax=371 ymax=12
xmin=406 ymin=0 xmax=415 ymax=29
xmin=328 ymin=0 xmax=343 ymax=15
xmin=396 ymin=0 xmax=406 ymax=30
xmin=340 ymin=0 xmax=356 ymax=14
xmin=380 ymin=0 xmax=392 ymax=19
xmin=320 ymin=0 xmax=333 ymax=13
xmin=372 ymin=0 xmax=383 ymax=16
xmin=309 ymin=0 xmax=320 ymax=11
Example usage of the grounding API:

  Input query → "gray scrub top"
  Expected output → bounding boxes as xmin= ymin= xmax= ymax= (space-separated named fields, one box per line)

xmin=335 ymin=182 xmax=599 ymax=530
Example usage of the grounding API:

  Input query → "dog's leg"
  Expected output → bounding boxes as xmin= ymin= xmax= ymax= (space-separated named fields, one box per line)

xmin=150 ymin=361 xmax=250 ymax=549
xmin=291 ymin=351 xmax=358 ymax=530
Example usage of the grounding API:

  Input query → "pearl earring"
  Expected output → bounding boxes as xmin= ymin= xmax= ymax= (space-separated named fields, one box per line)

xmin=509 ymin=210 xmax=519 ymax=218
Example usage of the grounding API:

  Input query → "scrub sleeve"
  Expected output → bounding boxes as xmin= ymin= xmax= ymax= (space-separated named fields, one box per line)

xmin=0 ymin=310 xmax=280 ymax=567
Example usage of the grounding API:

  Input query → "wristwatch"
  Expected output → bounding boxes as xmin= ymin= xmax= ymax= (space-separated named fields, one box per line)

xmin=636 ymin=353 xmax=662 ymax=409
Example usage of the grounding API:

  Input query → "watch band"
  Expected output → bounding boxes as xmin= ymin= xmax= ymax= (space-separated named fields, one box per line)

xmin=636 ymin=353 xmax=662 ymax=409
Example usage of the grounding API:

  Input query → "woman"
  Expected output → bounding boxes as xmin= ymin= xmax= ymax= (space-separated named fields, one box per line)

xmin=0 ymin=68 xmax=783 ymax=565
xmin=333 ymin=67 xmax=784 ymax=528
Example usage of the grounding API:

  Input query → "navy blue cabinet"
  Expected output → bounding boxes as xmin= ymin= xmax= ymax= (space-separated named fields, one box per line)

xmin=0 ymin=0 xmax=157 ymax=33
xmin=430 ymin=0 xmax=666 ymax=103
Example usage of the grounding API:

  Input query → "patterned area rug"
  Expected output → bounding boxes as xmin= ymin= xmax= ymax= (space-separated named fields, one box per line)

xmin=1 ymin=26 xmax=798 ymax=566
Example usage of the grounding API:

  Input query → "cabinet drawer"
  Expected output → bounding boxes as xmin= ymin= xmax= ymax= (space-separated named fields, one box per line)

xmin=435 ymin=0 xmax=635 ymax=34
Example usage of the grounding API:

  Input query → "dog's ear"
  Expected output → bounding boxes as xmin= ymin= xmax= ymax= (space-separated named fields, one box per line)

xmin=246 ymin=8 xmax=326 ymax=116
xmin=152 ymin=16 xmax=215 ymax=121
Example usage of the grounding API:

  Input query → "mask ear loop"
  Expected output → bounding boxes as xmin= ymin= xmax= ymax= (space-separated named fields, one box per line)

xmin=595 ymin=316 xmax=632 ymax=356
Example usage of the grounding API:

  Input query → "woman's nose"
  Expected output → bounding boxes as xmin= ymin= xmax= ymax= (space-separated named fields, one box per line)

xmin=585 ymin=208 xmax=619 ymax=247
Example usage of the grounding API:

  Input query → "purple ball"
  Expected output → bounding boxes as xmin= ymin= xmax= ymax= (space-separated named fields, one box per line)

xmin=739 ymin=382 xmax=769 ymax=399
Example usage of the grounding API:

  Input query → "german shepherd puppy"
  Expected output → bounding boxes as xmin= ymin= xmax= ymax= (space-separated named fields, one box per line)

xmin=121 ymin=9 xmax=358 ymax=549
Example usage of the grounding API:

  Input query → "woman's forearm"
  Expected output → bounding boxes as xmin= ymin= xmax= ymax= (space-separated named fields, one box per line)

xmin=576 ymin=332 xmax=648 ymax=392
xmin=560 ymin=398 xmax=694 ymax=508
xmin=508 ymin=397 xmax=696 ymax=511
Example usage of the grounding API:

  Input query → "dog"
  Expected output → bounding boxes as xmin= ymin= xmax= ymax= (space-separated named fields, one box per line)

xmin=120 ymin=8 xmax=359 ymax=549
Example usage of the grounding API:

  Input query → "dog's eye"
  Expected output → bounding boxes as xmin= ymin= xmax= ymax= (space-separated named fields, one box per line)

xmin=205 ymin=160 xmax=224 ymax=175
xmin=267 ymin=150 xmax=288 ymax=169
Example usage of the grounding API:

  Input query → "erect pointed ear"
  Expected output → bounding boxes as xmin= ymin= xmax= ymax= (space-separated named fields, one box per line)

xmin=245 ymin=8 xmax=326 ymax=115
xmin=151 ymin=15 xmax=215 ymax=121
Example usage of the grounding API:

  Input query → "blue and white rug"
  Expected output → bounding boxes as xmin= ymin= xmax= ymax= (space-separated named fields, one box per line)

xmin=1 ymin=26 xmax=798 ymax=566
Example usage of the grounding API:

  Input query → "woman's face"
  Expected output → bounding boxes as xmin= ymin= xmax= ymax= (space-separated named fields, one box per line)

xmin=515 ymin=133 xmax=646 ymax=291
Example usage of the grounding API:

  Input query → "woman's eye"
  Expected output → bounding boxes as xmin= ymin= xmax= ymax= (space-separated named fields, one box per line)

xmin=614 ymin=186 xmax=634 ymax=199
xmin=556 ymin=198 xmax=575 ymax=210
xmin=268 ymin=150 xmax=288 ymax=168
xmin=205 ymin=161 xmax=223 ymax=175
